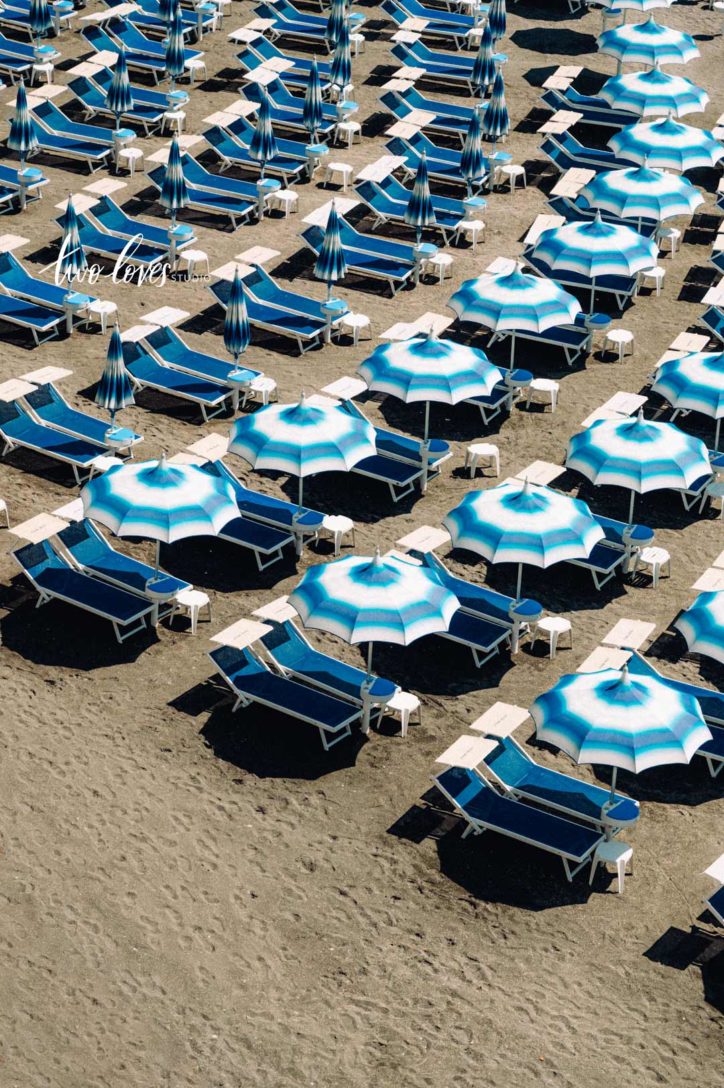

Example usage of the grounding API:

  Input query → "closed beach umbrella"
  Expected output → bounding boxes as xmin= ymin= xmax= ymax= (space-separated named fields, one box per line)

xmin=578 ymin=164 xmax=703 ymax=228
xmin=404 ymin=152 xmax=436 ymax=245
xmin=449 ymin=262 xmax=581 ymax=365
xmin=95 ymin=323 xmax=134 ymax=436
xmin=652 ymin=351 xmax=724 ymax=448
xmin=600 ymin=63 xmax=708 ymax=117
xmin=223 ymin=268 xmax=251 ymax=372
xmin=488 ymin=0 xmax=506 ymax=42
xmin=159 ymin=136 xmax=188 ymax=229
xmin=326 ymin=0 xmax=346 ymax=47
xmin=249 ymin=88 xmax=278 ymax=178
xmin=598 ymin=16 xmax=699 ymax=73
xmin=314 ymin=201 xmax=347 ymax=299
xmin=164 ymin=5 xmax=186 ymax=93
xmin=330 ymin=20 xmax=352 ymax=93
xmin=159 ymin=0 xmax=176 ymax=25
xmin=228 ymin=393 xmax=376 ymax=507
xmin=58 ymin=197 xmax=88 ymax=287
xmin=444 ymin=480 xmax=604 ymax=599
xmin=29 ymin=0 xmax=52 ymax=43
xmin=482 ymin=66 xmax=509 ymax=153
xmin=472 ymin=22 xmax=496 ymax=99
xmin=107 ymin=49 xmax=134 ymax=131
xmin=529 ymin=211 xmax=657 ymax=311
xmin=531 ymin=666 xmax=710 ymax=803
xmin=566 ymin=413 xmax=712 ymax=522
xmin=288 ymin=548 xmax=459 ymax=675
xmin=676 ymin=592 xmax=724 ymax=665
xmin=8 ymin=80 xmax=38 ymax=170
xmin=608 ymin=115 xmax=724 ymax=173
xmin=461 ymin=107 xmax=486 ymax=198
xmin=81 ymin=454 xmax=238 ymax=580
xmin=303 ymin=57 xmax=324 ymax=142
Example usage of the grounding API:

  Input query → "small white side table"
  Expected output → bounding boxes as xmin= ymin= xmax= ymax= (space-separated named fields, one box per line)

xmin=118 ymin=146 xmax=144 ymax=176
xmin=386 ymin=690 xmax=421 ymax=738
xmin=179 ymin=249 xmax=210 ymax=278
xmin=531 ymin=616 xmax=572 ymax=659
xmin=163 ymin=110 xmax=186 ymax=135
xmin=638 ymin=266 xmax=665 ymax=296
xmin=267 ymin=189 xmax=299 ymax=217
xmin=604 ymin=328 xmax=634 ymax=363
xmin=170 ymin=589 xmax=211 ymax=635
xmin=590 ymin=840 xmax=633 ymax=895
xmin=526 ymin=378 xmax=559 ymax=412
xmin=634 ymin=546 xmax=671 ymax=587
xmin=340 ymin=312 xmax=371 ymax=346
xmin=87 ymin=300 xmax=119 ymax=334
xmin=31 ymin=62 xmax=54 ymax=85
xmin=422 ymin=252 xmax=453 ymax=284
xmin=455 ymin=218 xmax=486 ymax=253
xmin=242 ymin=376 xmax=278 ymax=408
xmin=335 ymin=121 xmax=361 ymax=147
xmin=324 ymin=162 xmax=353 ymax=190
xmin=320 ymin=514 xmax=355 ymax=556
xmin=465 ymin=442 xmax=499 ymax=478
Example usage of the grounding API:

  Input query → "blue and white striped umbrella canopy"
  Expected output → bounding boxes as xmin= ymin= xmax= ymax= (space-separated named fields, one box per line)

xmin=461 ymin=107 xmax=486 ymax=197
xmin=288 ymin=549 xmax=459 ymax=673
xmin=8 ymin=80 xmax=38 ymax=169
xmin=314 ymin=201 xmax=347 ymax=298
xmin=303 ymin=57 xmax=324 ymax=140
xmin=598 ymin=16 xmax=699 ymax=70
xmin=330 ymin=20 xmax=352 ymax=91
xmin=444 ymin=479 xmax=604 ymax=598
xmin=326 ymin=0 xmax=346 ymax=47
xmin=578 ymin=164 xmax=703 ymax=226
xmin=482 ymin=67 xmax=509 ymax=147
xmin=95 ymin=323 xmax=134 ymax=431
xmin=488 ymin=0 xmax=506 ymax=42
xmin=600 ymin=64 xmax=708 ymax=117
xmin=609 ymin=115 xmax=724 ymax=173
xmin=653 ymin=352 xmax=724 ymax=448
xmin=107 ymin=49 xmax=134 ymax=130
xmin=29 ymin=0 xmax=52 ymax=41
xmin=472 ymin=22 xmax=496 ymax=98
xmin=531 ymin=666 xmax=710 ymax=798
xmin=164 ymin=5 xmax=186 ymax=91
xmin=249 ymin=88 xmax=279 ymax=176
xmin=676 ymin=592 xmax=724 ymax=665
xmin=228 ymin=393 xmax=376 ymax=505
xmin=566 ymin=413 xmax=711 ymax=521
xmin=597 ymin=0 xmax=674 ymax=11
xmin=223 ymin=268 xmax=251 ymax=369
xmin=58 ymin=197 xmax=88 ymax=285
xmin=404 ymin=152 xmax=436 ymax=244
xmin=530 ymin=211 xmax=657 ymax=310
xmin=160 ymin=136 xmax=188 ymax=228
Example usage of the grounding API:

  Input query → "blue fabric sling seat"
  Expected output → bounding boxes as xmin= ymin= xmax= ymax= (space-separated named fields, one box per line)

xmin=81 ymin=23 xmax=168 ymax=79
xmin=68 ymin=74 xmax=165 ymax=133
xmin=0 ymin=161 xmax=47 ymax=200
xmin=105 ymin=17 xmax=203 ymax=64
xmin=146 ymin=165 xmax=255 ymax=229
xmin=215 ymin=512 xmax=295 ymax=570
xmin=24 ymin=384 xmax=141 ymax=450
xmin=122 ymin=341 xmax=232 ymax=421
xmin=28 ymin=126 xmax=111 ymax=171
xmin=416 ymin=551 xmax=541 ymax=628
xmin=700 ymin=306 xmax=724 ymax=344
xmin=0 ymin=251 xmax=95 ymax=311
xmin=145 ymin=325 xmax=261 ymax=386
xmin=380 ymin=90 xmax=477 ymax=141
xmin=547 ymin=195 xmax=659 ymax=239
xmin=74 ymin=214 xmax=169 ymax=268
xmin=0 ymin=294 xmax=63 ymax=345
xmin=90 ymin=63 xmax=175 ymax=112
xmin=434 ymin=766 xmax=604 ymax=880
xmin=177 ymin=154 xmax=260 ymax=204
xmin=0 ymin=49 xmax=31 ymax=80
xmin=386 ymin=133 xmax=488 ymax=191
xmin=706 ymin=886 xmax=724 ymax=926
xmin=209 ymin=644 xmax=361 ymax=749
xmin=33 ymin=100 xmax=118 ymax=149
xmin=225 ymin=115 xmax=309 ymax=166
xmin=464 ymin=379 xmax=513 ymax=424
xmin=0 ymin=31 xmax=42 ymax=62
xmin=237 ymin=39 xmax=332 ymax=92
xmin=201 ymin=460 xmax=324 ymax=541
xmin=241 ymin=78 xmax=336 ymax=136
xmin=13 ymin=539 xmax=153 ymax=643
xmin=300 ymin=219 xmax=416 ymax=297
xmin=0 ymin=399 xmax=104 ymax=480
xmin=390 ymin=40 xmax=478 ymax=89
xmin=524 ymin=250 xmax=637 ymax=310
xmin=382 ymin=0 xmax=477 ymax=49
xmin=89 ymin=195 xmax=189 ymax=252
xmin=355 ymin=179 xmax=462 ymax=243
xmin=202 ymin=125 xmax=307 ymax=184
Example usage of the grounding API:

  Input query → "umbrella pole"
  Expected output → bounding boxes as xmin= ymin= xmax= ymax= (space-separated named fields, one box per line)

xmin=366 ymin=641 xmax=373 ymax=678
xmin=716 ymin=418 xmax=721 ymax=451
xmin=509 ymin=333 xmax=516 ymax=368
xmin=590 ymin=280 xmax=595 ymax=314
xmin=516 ymin=563 xmax=523 ymax=602
xmin=609 ymin=766 xmax=618 ymax=806
xmin=628 ymin=490 xmax=635 ymax=526
xmin=423 ymin=401 xmax=430 ymax=443
xmin=298 ymin=476 xmax=304 ymax=509
xmin=155 ymin=540 xmax=161 ymax=578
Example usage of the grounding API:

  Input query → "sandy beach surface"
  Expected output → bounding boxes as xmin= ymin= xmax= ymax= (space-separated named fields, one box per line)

xmin=0 ymin=1 xmax=723 ymax=1084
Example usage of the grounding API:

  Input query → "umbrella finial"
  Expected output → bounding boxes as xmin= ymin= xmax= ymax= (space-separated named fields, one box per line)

xmin=521 ymin=475 xmax=532 ymax=494
xmin=157 ymin=450 xmax=168 ymax=470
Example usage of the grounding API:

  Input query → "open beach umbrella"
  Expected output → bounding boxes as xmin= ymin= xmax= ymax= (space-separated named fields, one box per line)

xmin=57 ymin=197 xmax=88 ymax=287
xmin=461 ymin=107 xmax=486 ymax=198
xmin=303 ymin=57 xmax=324 ymax=142
xmin=404 ymin=152 xmax=436 ymax=245
xmin=330 ymin=20 xmax=351 ymax=93
xmin=578 ymin=164 xmax=703 ymax=228
xmin=652 ymin=351 xmax=724 ymax=449
xmin=566 ymin=413 xmax=712 ymax=522
xmin=249 ymin=88 xmax=278 ymax=178
xmin=472 ymin=23 xmax=496 ymax=100
xmin=164 ymin=5 xmax=186 ymax=93
xmin=326 ymin=0 xmax=346 ymax=47
xmin=95 ymin=323 xmax=134 ymax=437
xmin=106 ymin=49 xmax=134 ymax=131
xmin=288 ymin=548 xmax=459 ymax=676
xmin=314 ymin=201 xmax=347 ymax=299
xmin=598 ymin=16 xmax=699 ymax=73
xmin=488 ymin=0 xmax=506 ymax=42
xmin=529 ymin=211 xmax=657 ymax=311
xmin=449 ymin=262 xmax=581 ymax=365
xmin=676 ymin=592 xmax=724 ymax=665
xmin=600 ymin=63 xmax=708 ymax=117
xmin=609 ymin=115 xmax=724 ymax=173
xmin=8 ymin=80 xmax=38 ymax=170
xmin=224 ymin=268 xmax=251 ymax=373
xmin=228 ymin=394 xmax=376 ymax=508
xmin=481 ymin=67 xmax=509 ymax=154
xmin=159 ymin=136 xmax=188 ymax=229
xmin=29 ymin=0 xmax=53 ymax=44
xmin=596 ymin=0 xmax=674 ymax=18
xmin=81 ymin=454 xmax=238 ymax=581
xmin=444 ymin=480 xmax=604 ymax=600
xmin=531 ymin=665 xmax=710 ymax=803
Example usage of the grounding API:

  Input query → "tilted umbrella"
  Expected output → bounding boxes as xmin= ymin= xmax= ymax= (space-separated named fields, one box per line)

xmin=8 ymin=80 xmax=38 ymax=172
xmin=95 ymin=323 xmax=135 ymax=439
xmin=608 ymin=114 xmax=724 ymax=173
xmin=223 ymin=267 xmax=251 ymax=375
xmin=159 ymin=136 xmax=188 ymax=230
xmin=330 ymin=20 xmax=352 ymax=93
xmin=472 ymin=22 xmax=496 ymax=100
xmin=675 ymin=592 xmax=724 ymax=665
xmin=314 ymin=201 xmax=347 ymax=299
xmin=444 ymin=479 xmax=604 ymax=599
xmin=461 ymin=106 xmax=486 ymax=198
xmin=600 ymin=63 xmax=708 ymax=117
xmin=164 ymin=5 xmax=186 ymax=93
xmin=598 ymin=15 xmax=699 ymax=73
xmin=652 ymin=351 xmax=724 ymax=449
xmin=578 ymin=163 xmax=703 ymax=229
xmin=303 ymin=57 xmax=324 ymax=142
xmin=57 ymin=197 xmax=88 ymax=288
xmin=488 ymin=0 xmax=506 ymax=42
xmin=106 ymin=48 xmax=134 ymax=131
xmin=404 ymin=152 xmax=436 ymax=245
xmin=249 ymin=87 xmax=278 ymax=178
xmin=481 ymin=66 xmax=509 ymax=155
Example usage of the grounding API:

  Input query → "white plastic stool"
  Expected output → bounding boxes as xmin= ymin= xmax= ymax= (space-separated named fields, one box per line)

xmin=465 ymin=442 xmax=499 ymax=478
xmin=118 ymin=146 xmax=144 ymax=176
xmin=386 ymin=690 xmax=421 ymax=738
xmin=320 ymin=514 xmax=355 ymax=556
xmin=350 ymin=32 xmax=365 ymax=55
xmin=531 ymin=616 xmax=573 ymax=658
xmin=526 ymin=378 xmax=559 ymax=412
xmin=86 ymin=300 xmax=118 ymax=334
xmin=242 ymin=375 xmax=278 ymax=408
xmin=324 ymin=161 xmax=353 ymax=191
xmin=336 ymin=121 xmax=361 ymax=148
xmin=604 ymin=328 xmax=634 ymax=362
xmin=31 ymin=62 xmax=54 ymax=85
xmin=185 ymin=57 xmax=207 ymax=83
xmin=590 ymin=840 xmax=633 ymax=894
xmin=455 ymin=218 xmax=486 ymax=253
xmin=422 ymin=251 xmax=454 ymax=284
xmin=171 ymin=589 xmax=211 ymax=635
xmin=163 ymin=110 xmax=185 ymax=134
xmin=639 ymin=266 xmax=665 ymax=296
xmin=267 ymin=189 xmax=298 ymax=217
xmin=498 ymin=164 xmax=526 ymax=194
xmin=657 ymin=226 xmax=681 ymax=257
xmin=339 ymin=312 xmax=371 ymax=345
xmin=180 ymin=249 xmax=210 ymax=277
xmin=0 ymin=498 xmax=8 ymax=528
xmin=634 ymin=545 xmax=671 ymax=587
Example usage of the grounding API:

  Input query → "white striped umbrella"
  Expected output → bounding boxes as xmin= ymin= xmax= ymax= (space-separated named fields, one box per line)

xmin=675 ymin=592 xmax=724 ymax=665
xmin=609 ymin=114 xmax=724 ymax=173
xmin=578 ymin=163 xmax=703 ymax=228
xmin=653 ymin=352 xmax=724 ymax=448
xmin=598 ymin=16 xmax=699 ymax=73
xmin=600 ymin=63 xmax=708 ymax=117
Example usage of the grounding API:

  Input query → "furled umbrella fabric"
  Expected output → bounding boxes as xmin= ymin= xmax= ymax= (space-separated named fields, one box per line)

xmin=326 ymin=0 xmax=346 ymax=48
xmin=223 ymin=268 xmax=251 ymax=372
xmin=29 ymin=0 xmax=53 ymax=43
xmin=482 ymin=66 xmax=509 ymax=152
xmin=8 ymin=80 xmax=38 ymax=170
xmin=303 ymin=57 xmax=324 ymax=142
xmin=164 ymin=5 xmax=186 ymax=92
xmin=598 ymin=16 xmax=699 ymax=71
xmin=578 ymin=163 xmax=703 ymax=227
xmin=652 ymin=352 xmax=724 ymax=448
xmin=675 ymin=592 xmax=724 ymax=665
xmin=488 ymin=0 xmax=506 ymax=42
xmin=330 ymin=20 xmax=352 ymax=93
xmin=608 ymin=115 xmax=724 ymax=173
xmin=57 ymin=197 xmax=88 ymax=286
xmin=461 ymin=106 xmax=486 ymax=198
xmin=95 ymin=323 xmax=135 ymax=435
xmin=159 ymin=136 xmax=188 ymax=229
xmin=249 ymin=88 xmax=278 ymax=177
xmin=472 ymin=22 xmax=496 ymax=99
xmin=600 ymin=63 xmax=709 ymax=117
xmin=106 ymin=49 xmax=134 ymax=131
xmin=404 ymin=152 xmax=437 ymax=245
xmin=159 ymin=0 xmax=177 ymax=24
xmin=314 ymin=201 xmax=347 ymax=298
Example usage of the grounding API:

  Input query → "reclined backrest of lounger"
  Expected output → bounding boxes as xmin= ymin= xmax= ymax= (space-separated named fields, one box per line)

xmin=33 ymin=99 xmax=114 ymax=145
xmin=417 ymin=551 xmax=524 ymax=625
xmin=58 ymin=519 xmax=189 ymax=596
xmin=707 ymin=886 xmax=724 ymax=926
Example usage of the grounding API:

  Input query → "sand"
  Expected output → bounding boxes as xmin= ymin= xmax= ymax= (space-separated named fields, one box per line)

xmin=0 ymin=1 xmax=722 ymax=1085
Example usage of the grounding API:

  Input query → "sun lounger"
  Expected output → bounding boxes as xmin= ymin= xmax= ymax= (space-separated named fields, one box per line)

xmin=380 ymin=88 xmax=479 ymax=143
xmin=89 ymin=194 xmax=194 ymax=254
xmin=0 ymin=292 xmax=63 ymax=346
xmin=700 ymin=306 xmax=724 ymax=345
xmin=32 ymin=99 xmax=119 ymax=152
xmin=122 ymin=340 xmax=233 ymax=422
xmin=73 ymin=212 xmax=169 ymax=269
xmin=300 ymin=217 xmax=417 ymax=297
xmin=254 ymin=0 xmax=328 ymax=45
xmin=82 ymin=23 xmax=169 ymax=81
xmin=106 ymin=0 xmax=213 ymax=38
xmin=104 ymin=16 xmax=203 ymax=66
xmin=486 ymin=317 xmax=592 ymax=369
xmin=524 ymin=250 xmax=638 ymax=311
xmin=540 ymin=131 xmax=626 ymax=175
xmin=390 ymin=40 xmax=480 ymax=93
xmin=203 ymin=124 xmax=307 ymax=186
xmin=565 ymin=513 xmax=653 ymax=589
xmin=0 ymin=251 xmax=93 ymax=317
xmin=209 ymin=644 xmax=361 ymax=748
xmin=13 ymin=539 xmax=154 ymax=643
xmin=433 ymin=766 xmax=605 ymax=880
xmin=0 ymin=32 xmax=51 ymax=82
xmin=144 ymin=324 xmax=262 ymax=388
xmin=68 ymin=74 xmax=166 ymax=135
xmin=89 ymin=62 xmax=180 ymax=119
xmin=386 ymin=131 xmax=488 ymax=192
xmin=463 ymin=377 xmax=515 ymax=425
xmin=236 ymin=38 xmax=333 ymax=93
xmin=176 ymin=153 xmax=261 ymax=207
xmin=146 ymin=163 xmax=255 ymax=230
xmin=241 ymin=78 xmax=337 ymax=137
xmin=0 ymin=399 xmax=105 ymax=482
xmin=0 ymin=47 xmax=31 ymax=82
xmin=23 ymin=383 xmax=141 ymax=454
xmin=0 ymin=161 xmax=47 ymax=206
xmin=541 ymin=86 xmax=638 ymax=130
xmin=547 ymin=194 xmax=659 ymax=238
xmin=382 ymin=0 xmax=478 ymax=50
xmin=28 ymin=110 xmax=113 ymax=173
xmin=354 ymin=177 xmax=463 ymax=244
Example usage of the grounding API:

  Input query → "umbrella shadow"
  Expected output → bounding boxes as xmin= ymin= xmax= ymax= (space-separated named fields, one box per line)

xmin=645 ymin=926 xmax=724 ymax=1014
xmin=512 ymin=27 xmax=596 ymax=57
xmin=159 ymin=535 xmax=298 ymax=593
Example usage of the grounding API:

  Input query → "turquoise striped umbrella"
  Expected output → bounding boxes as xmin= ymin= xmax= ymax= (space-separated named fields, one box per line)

xmin=444 ymin=479 xmax=604 ymax=599
xmin=488 ymin=0 xmax=506 ymax=42
xmin=326 ymin=0 xmax=346 ymax=47
xmin=249 ymin=88 xmax=278 ymax=178
xmin=531 ymin=666 xmax=710 ymax=802
xmin=609 ymin=115 xmax=724 ymax=173
xmin=95 ymin=323 xmax=135 ymax=436
xmin=600 ymin=64 xmax=708 ymax=117
xmin=530 ymin=211 xmax=657 ymax=311
xmin=330 ymin=20 xmax=351 ymax=92
xmin=357 ymin=330 xmax=502 ymax=441
xmin=566 ymin=413 xmax=711 ymax=522
xmin=461 ymin=107 xmax=486 ymax=198
xmin=676 ymin=592 xmax=724 ymax=665
xmin=58 ymin=197 xmax=88 ymax=286
xmin=652 ymin=352 xmax=724 ymax=449
xmin=107 ymin=49 xmax=134 ymax=131
xmin=472 ymin=22 xmax=496 ymax=100
xmin=578 ymin=164 xmax=703 ymax=228
xmin=314 ymin=201 xmax=347 ymax=299
xmin=404 ymin=152 xmax=436 ymax=245
xmin=303 ymin=57 xmax=324 ymax=141
xmin=159 ymin=0 xmax=176 ymax=24
xmin=81 ymin=454 xmax=238 ymax=579
xmin=164 ymin=5 xmax=186 ymax=93
xmin=597 ymin=0 xmax=674 ymax=12
xmin=224 ymin=268 xmax=251 ymax=373
xmin=8 ymin=80 xmax=38 ymax=170
xmin=288 ymin=548 xmax=459 ymax=674
xmin=598 ymin=16 xmax=699 ymax=73
xmin=482 ymin=67 xmax=509 ymax=152
xmin=29 ymin=0 xmax=52 ymax=44
xmin=228 ymin=393 xmax=376 ymax=507
xmin=159 ymin=136 xmax=188 ymax=229
xmin=448 ymin=262 xmax=581 ymax=365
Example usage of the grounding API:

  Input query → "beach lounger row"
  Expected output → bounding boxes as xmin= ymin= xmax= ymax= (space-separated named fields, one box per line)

xmin=235 ymin=36 xmax=333 ymax=94
xmin=382 ymin=0 xmax=481 ymax=51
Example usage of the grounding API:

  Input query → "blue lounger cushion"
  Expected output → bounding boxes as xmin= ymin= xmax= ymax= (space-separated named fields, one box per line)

xmin=217 ymin=515 xmax=293 ymax=555
xmin=146 ymin=166 xmax=254 ymax=227
xmin=58 ymin=520 xmax=189 ymax=598
xmin=202 ymin=460 xmax=324 ymax=534
xmin=145 ymin=325 xmax=261 ymax=386
xmin=122 ymin=343 xmax=232 ymax=409
xmin=24 ymin=384 xmax=140 ymax=448
xmin=706 ymin=885 xmax=724 ymax=926
xmin=75 ymin=215 xmax=168 ymax=266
